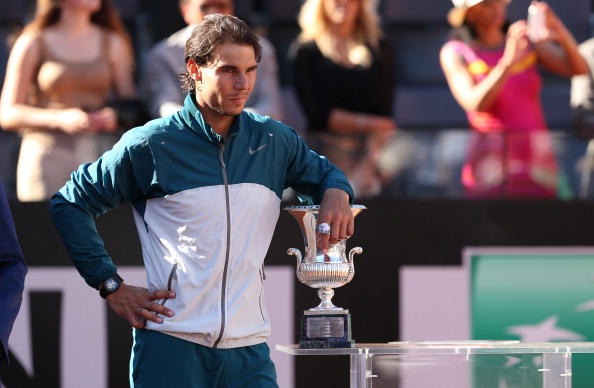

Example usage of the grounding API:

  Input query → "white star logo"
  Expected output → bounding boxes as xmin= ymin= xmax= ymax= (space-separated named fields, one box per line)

xmin=503 ymin=356 xmax=522 ymax=368
xmin=507 ymin=316 xmax=584 ymax=342
xmin=576 ymin=299 xmax=594 ymax=312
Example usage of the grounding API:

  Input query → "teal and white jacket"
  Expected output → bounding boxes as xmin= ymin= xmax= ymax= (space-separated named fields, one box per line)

xmin=50 ymin=95 xmax=353 ymax=349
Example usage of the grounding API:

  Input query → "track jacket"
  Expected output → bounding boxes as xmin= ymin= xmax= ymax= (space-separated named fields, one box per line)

xmin=50 ymin=94 xmax=353 ymax=349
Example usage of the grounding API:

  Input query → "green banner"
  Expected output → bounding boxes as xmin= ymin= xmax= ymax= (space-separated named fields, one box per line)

xmin=470 ymin=249 xmax=594 ymax=388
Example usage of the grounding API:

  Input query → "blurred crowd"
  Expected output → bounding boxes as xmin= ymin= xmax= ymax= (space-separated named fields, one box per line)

xmin=2 ymin=0 xmax=594 ymax=201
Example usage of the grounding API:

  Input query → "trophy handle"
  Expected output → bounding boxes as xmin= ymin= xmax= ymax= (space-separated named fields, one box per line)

xmin=348 ymin=246 xmax=363 ymax=264
xmin=287 ymin=248 xmax=302 ymax=266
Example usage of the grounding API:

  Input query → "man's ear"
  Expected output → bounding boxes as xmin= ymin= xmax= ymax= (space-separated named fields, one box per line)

xmin=187 ymin=59 xmax=201 ymax=83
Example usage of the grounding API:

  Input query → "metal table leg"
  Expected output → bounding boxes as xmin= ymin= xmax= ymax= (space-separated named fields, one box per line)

xmin=350 ymin=350 xmax=373 ymax=388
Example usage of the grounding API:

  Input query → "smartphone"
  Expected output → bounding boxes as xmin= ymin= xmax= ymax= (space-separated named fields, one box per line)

xmin=527 ymin=4 xmax=545 ymax=42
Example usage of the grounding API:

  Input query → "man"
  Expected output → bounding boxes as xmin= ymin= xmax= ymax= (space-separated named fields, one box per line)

xmin=144 ymin=0 xmax=283 ymax=121
xmin=0 ymin=179 xmax=27 ymax=363
xmin=50 ymin=14 xmax=354 ymax=387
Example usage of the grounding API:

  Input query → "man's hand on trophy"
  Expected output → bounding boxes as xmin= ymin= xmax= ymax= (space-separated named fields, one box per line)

xmin=317 ymin=188 xmax=354 ymax=253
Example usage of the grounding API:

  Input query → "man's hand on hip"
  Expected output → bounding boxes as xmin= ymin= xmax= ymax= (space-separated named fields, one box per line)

xmin=106 ymin=283 xmax=176 ymax=329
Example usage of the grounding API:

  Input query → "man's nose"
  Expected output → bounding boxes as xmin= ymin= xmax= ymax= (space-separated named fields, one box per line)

xmin=234 ymin=73 xmax=249 ymax=89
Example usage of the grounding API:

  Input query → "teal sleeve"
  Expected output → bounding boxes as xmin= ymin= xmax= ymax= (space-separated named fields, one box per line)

xmin=50 ymin=194 xmax=117 ymax=288
xmin=49 ymin=130 xmax=154 ymax=288
xmin=284 ymin=128 xmax=354 ymax=205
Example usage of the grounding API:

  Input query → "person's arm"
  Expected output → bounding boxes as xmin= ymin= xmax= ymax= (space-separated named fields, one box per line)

xmin=327 ymin=109 xmax=396 ymax=135
xmin=570 ymin=39 xmax=594 ymax=135
xmin=49 ymin=132 xmax=175 ymax=328
xmin=531 ymin=1 xmax=588 ymax=77
xmin=0 ymin=31 xmax=92 ymax=134
xmin=0 ymin=180 xmax=27 ymax=363
xmin=440 ymin=23 xmax=529 ymax=113
xmin=244 ymin=38 xmax=283 ymax=121
xmin=144 ymin=42 xmax=185 ymax=118
xmin=282 ymin=124 xmax=354 ymax=247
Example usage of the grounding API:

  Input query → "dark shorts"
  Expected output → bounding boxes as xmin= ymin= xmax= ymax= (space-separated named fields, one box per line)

xmin=130 ymin=329 xmax=278 ymax=388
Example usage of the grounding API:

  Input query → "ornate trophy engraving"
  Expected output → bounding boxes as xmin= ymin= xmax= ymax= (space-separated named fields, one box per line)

xmin=285 ymin=204 xmax=365 ymax=348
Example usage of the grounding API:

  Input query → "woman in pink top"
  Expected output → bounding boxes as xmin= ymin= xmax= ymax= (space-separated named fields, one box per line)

xmin=440 ymin=0 xmax=587 ymax=198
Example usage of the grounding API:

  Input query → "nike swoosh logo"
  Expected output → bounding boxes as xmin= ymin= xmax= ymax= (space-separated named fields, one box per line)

xmin=249 ymin=144 xmax=268 ymax=155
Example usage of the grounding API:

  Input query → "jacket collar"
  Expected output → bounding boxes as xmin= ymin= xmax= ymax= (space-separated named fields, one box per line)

xmin=179 ymin=93 xmax=242 ymax=143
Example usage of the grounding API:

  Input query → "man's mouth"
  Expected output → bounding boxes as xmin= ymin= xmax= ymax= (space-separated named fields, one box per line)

xmin=229 ymin=95 xmax=249 ymax=102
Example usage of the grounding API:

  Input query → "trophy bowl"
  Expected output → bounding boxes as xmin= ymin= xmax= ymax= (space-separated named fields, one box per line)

xmin=285 ymin=204 xmax=365 ymax=348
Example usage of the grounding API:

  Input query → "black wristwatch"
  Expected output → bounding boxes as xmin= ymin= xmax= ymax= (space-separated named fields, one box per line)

xmin=99 ymin=274 xmax=124 ymax=299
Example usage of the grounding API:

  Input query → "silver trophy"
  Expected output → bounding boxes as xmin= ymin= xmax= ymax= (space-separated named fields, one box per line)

xmin=285 ymin=204 xmax=365 ymax=348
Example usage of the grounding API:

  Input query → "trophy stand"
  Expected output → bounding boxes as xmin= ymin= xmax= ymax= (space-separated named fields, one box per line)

xmin=285 ymin=205 xmax=365 ymax=349
xmin=299 ymin=288 xmax=354 ymax=349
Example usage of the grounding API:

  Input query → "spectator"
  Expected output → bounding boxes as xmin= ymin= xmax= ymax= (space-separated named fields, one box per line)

xmin=571 ymin=37 xmax=594 ymax=140
xmin=50 ymin=14 xmax=354 ymax=387
xmin=290 ymin=0 xmax=397 ymax=199
xmin=0 ymin=0 xmax=137 ymax=202
xmin=440 ymin=0 xmax=587 ymax=198
xmin=144 ymin=0 xmax=283 ymax=121
xmin=0 ymin=179 xmax=27 ymax=363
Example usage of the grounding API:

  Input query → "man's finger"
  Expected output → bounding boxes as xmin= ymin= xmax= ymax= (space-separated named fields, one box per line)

xmin=152 ymin=290 xmax=176 ymax=301
xmin=127 ymin=310 xmax=147 ymax=329
xmin=135 ymin=307 xmax=165 ymax=324
xmin=148 ymin=301 xmax=175 ymax=318
xmin=316 ymin=231 xmax=330 ymax=253
xmin=335 ymin=220 xmax=348 ymax=242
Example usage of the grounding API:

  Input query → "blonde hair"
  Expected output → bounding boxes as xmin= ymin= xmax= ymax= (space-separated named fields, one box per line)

xmin=297 ymin=0 xmax=382 ymax=67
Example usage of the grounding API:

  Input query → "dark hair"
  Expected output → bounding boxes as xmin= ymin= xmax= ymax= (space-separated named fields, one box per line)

xmin=178 ymin=14 xmax=261 ymax=93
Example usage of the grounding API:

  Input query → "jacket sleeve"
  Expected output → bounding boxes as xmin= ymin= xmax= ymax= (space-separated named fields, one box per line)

xmin=283 ymin=127 xmax=354 ymax=204
xmin=49 ymin=131 xmax=154 ymax=288
xmin=0 ymin=179 xmax=27 ymax=362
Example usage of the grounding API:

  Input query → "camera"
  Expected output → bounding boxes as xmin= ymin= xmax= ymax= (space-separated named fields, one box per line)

xmin=527 ymin=4 xmax=545 ymax=42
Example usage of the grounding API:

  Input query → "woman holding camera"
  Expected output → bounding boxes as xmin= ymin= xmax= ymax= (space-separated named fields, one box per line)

xmin=440 ymin=0 xmax=587 ymax=198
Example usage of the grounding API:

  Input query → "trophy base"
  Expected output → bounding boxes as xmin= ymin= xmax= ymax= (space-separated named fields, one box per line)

xmin=299 ymin=310 xmax=353 ymax=349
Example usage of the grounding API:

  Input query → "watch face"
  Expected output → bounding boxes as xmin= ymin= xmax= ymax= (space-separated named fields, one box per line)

xmin=105 ymin=277 xmax=118 ymax=292
xmin=100 ymin=275 xmax=123 ymax=298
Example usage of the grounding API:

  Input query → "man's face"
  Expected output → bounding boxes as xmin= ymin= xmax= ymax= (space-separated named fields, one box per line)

xmin=181 ymin=0 xmax=234 ymax=25
xmin=189 ymin=43 xmax=257 ymax=126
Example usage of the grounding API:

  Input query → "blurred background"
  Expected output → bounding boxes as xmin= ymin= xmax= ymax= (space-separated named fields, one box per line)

xmin=1 ymin=0 xmax=594 ymax=200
